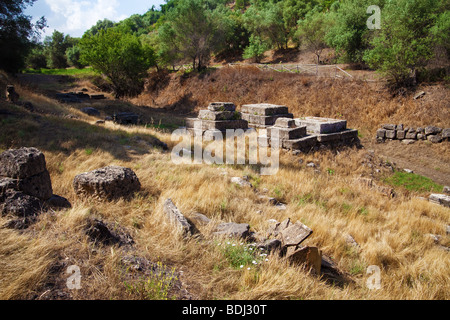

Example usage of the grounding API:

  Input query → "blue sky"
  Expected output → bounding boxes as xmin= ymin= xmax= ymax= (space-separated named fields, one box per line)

xmin=25 ymin=0 xmax=166 ymax=38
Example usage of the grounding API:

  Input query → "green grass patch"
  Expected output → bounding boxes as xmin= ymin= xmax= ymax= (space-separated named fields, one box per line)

xmin=384 ymin=171 xmax=443 ymax=193
xmin=218 ymin=241 xmax=268 ymax=270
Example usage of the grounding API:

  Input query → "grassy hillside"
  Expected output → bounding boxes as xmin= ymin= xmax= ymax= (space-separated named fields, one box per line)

xmin=0 ymin=69 xmax=449 ymax=300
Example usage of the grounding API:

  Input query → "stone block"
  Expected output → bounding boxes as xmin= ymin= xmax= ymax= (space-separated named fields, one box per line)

xmin=207 ymin=102 xmax=236 ymax=112
xmin=340 ymin=129 xmax=359 ymax=141
xmin=425 ymin=126 xmax=441 ymax=135
xmin=268 ymin=126 xmax=307 ymax=140
xmin=316 ymin=132 xmax=342 ymax=143
xmin=274 ymin=117 xmax=296 ymax=128
xmin=429 ymin=194 xmax=450 ymax=208
xmin=427 ymin=134 xmax=442 ymax=143
xmin=241 ymin=113 xmax=293 ymax=126
xmin=163 ymin=198 xmax=194 ymax=237
xmin=385 ymin=130 xmax=396 ymax=139
xmin=186 ymin=118 xmax=248 ymax=131
xmin=0 ymin=147 xmax=47 ymax=179
xmin=295 ymin=117 xmax=347 ymax=134
xmin=396 ymin=130 xmax=405 ymax=140
xmin=198 ymin=110 xmax=238 ymax=121
xmin=240 ymin=104 xmax=289 ymax=116
xmin=405 ymin=131 xmax=417 ymax=139
xmin=283 ymin=135 xmax=317 ymax=150
xmin=442 ymin=128 xmax=450 ymax=139
xmin=383 ymin=124 xmax=396 ymax=130
xmin=286 ymin=246 xmax=322 ymax=274
xmin=376 ymin=129 xmax=386 ymax=139
xmin=280 ymin=222 xmax=313 ymax=247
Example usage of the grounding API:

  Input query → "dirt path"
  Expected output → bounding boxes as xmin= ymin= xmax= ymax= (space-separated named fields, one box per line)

xmin=365 ymin=138 xmax=450 ymax=186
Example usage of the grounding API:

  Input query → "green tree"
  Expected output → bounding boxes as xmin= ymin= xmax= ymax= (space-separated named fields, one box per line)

xmin=364 ymin=0 xmax=441 ymax=86
xmin=325 ymin=0 xmax=384 ymax=64
xmin=282 ymin=0 xmax=319 ymax=44
xmin=156 ymin=0 xmax=227 ymax=71
xmin=243 ymin=34 xmax=269 ymax=62
xmin=243 ymin=1 xmax=289 ymax=50
xmin=80 ymin=29 xmax=156 ymax=98
xmin=44 ymin=30 xmax=73 ymax=69
xmin=0 ymin=0 xmax=46 ymax=72
xmin=85 ymin=19 xmax=115 ymax=36
xmin=66 ymin=45 xmax=85 ymax=69
xmin=26 ymin=44 xmax=47 ymax=69
xmin=297 ymin=10 xmax=329 ymax=65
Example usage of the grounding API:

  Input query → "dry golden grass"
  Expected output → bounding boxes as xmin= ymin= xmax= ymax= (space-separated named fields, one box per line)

xmin=0 ymin=69 xmax=449 ymax=300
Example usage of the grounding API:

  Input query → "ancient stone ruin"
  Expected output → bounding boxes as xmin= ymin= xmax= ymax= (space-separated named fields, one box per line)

xmin=0 ymin=147 xmax=71 ymax=228
xmin=376 ymin=124 xmax=450 ymax=144
xmin=186 ymin=102 xmax=248 ymax=137
xmin=240 ymin=103 xmax=293 ymax=128
xmin=73 ymin=166 xmax=141 ymax=201
xmin=185 ymin=102 xmax=359 ymax=152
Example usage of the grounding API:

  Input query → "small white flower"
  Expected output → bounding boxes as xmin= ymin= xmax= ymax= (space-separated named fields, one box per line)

xmin=252 ymin=260 xmax=257 ymax=265
xmin=240 ymin=265 xmax=244 ymax=269
xmin=227 ymin=242 xmax=231 ymax=245
xmin=247 ymin=267 xmax=251 ymax=270
xmin=265 ymin=258 xmax=269 ymax=262
xmin=232 ymin=244 xmax=236 ymax=247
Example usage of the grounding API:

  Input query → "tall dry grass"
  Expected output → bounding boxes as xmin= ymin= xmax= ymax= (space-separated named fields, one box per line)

xmin=0 ymin=70 xmax=449 ymax=300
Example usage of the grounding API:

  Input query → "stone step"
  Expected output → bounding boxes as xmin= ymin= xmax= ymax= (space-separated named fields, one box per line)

xmin=240 ymin=104 xmax=289 ymax=116
xmin=241 ymin=113 xmax=293 ymax=126
xmin=294 ymin=117 xmax=347 ymax=134
xmin=186 ymin=118 xmax=248 ymax=131
xmin=268 ymin=126 xmax=307 ymax=140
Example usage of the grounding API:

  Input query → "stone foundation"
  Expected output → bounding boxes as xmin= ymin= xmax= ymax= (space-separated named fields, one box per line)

xmin=376 ymin=124 xmax=450 ymax=144
xmin=185 ymin=102 xmax=359 ymax=152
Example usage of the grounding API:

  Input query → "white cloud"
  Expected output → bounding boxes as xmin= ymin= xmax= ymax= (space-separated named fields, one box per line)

xmin=44 ymin=0 xmax=128 ymax=36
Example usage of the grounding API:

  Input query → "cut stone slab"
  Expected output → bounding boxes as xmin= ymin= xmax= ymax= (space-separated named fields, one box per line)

xmin=198 ymin=110 xmax=239 ymax=121
xmin=268 ymin=126 xmax=307 ymax=140
xmin=396 ymin=130 xmax=406 ymax=140
xmin=186 ymin=118 xmax=248 ymax=131
xmin=0 ymin=147 xmax=47 ymax=179
xmin=382 ymin=124 xmax=396 ymax=130
xmin=207 ymin=102 xmax=236 ymax=112
xmin=442 ymin=128 xmax=450 ymax=139
xmin=241 ymin=113 xmax=293 ymax=126
xmin=282 ymin=135 xmax=317 ymax=150
xmin=280 ymin=222 xmax=313 ymax=247
xmin=240 ymin=104 xmax=289 ymax=116
xmin=429 ymin=194 xmax=450 ymax=208
xmin=294 ymin=117 xmax=347 ymax=134
xmin=376 ymin=129 xmax=386 ymax=139
xmin=73 ymin=166 xmax=140 ymax=201
xmin=287 ymin=246 xmax=322 ymax=274
xmin=213 ymin=222 xmax=250 ymax=239
xmin=405 ymin=131 xmax=417 ymax=139
xmin=385 ymin=130 xmax=396 ymax=139
xmin=316 ymin=132 xmax=343 ymax=143
xmin=113 ymin=112 xmax=139 ymax=125
xmin=190 ymin=212 xmax=211 ymax=226
xmin=163 ymin=199 xmax=193 ymax=237
xmin=274 ymin=117 xmax=296 ymax=128
xmin=81 ymin=107 xmax=100 ymax=116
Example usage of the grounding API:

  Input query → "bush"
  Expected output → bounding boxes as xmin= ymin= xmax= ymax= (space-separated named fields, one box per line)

xmin=80 ymin=29 xmax=156 ymax=98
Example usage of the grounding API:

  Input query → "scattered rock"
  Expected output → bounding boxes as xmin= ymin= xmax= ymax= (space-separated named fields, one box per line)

xmin=345 ymin=234 xmax=360 ymax=249
xmin=73 ymin=166 xmax=141 ymax=201
xmin=427 ymin=134 xmax=442 ymax=143
xmin=190 ymin=212 xmax=211 ymax=226
xmin=0 ymin=147 xmax=53 ymax=200
xmin=6 ymin=85 xmax=19 ymax=103
xmin=213 ymin=222 xmax=250 ymax=239
xmin=44 ymin=194 xmax=72 ymax=210
xmin=403 ymin=169 xmax=414 ymax=174
xmin=85 ymin=218 xmax=134 ymax=246
xmin=429 ymin=193 xmax=450 ymax=208
xmin=81 ymin=107 xmax=100 ymax=116
xmin=424 ymin=126 xmax=441 ymax=136
xmin=0 ymin=189 xmax=42 ymax=217
xmin=280 ymin=222 xmax=313 ymax=247
xmin=286 ymin=246 xmax=322 ymax=274
xmin=443 ymin=186 xmax=450 ymax=195
xmin=382 ymin=124 xmax=396 ymax=130
xmin=413 ymin=91 xmax=425 ymax=100
xmin=163 ymin=199 xmax=194 ymax=237
xmin=230 ymin=176 xmax=252 ymax=188
xmin=402 ymin=139 xmax=415 ymax=145
xmin=256 ymin=239 xmax=282 ymax=253
xmin=113 ymin=112 xmax=139 ymax=125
